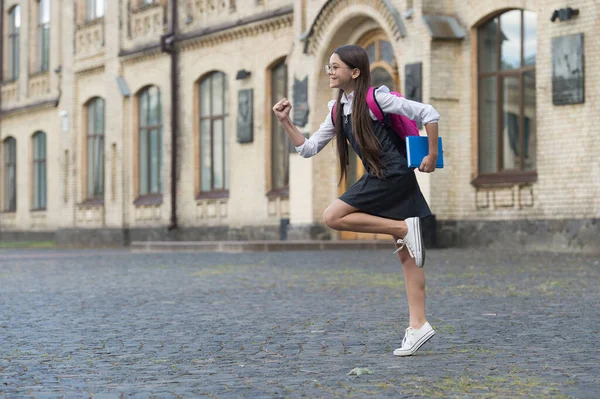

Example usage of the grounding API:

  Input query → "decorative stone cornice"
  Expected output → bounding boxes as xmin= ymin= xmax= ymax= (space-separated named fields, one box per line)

xmin=302 ymin=0 xmax=406 ymax=55
xmin=0 ymin=98 xmax=59 ymax=118
xmin=119 ymin=43 xmax=164 ymax=64
xmin=74 ymin=65 xmax=105 ymax=78
xmin=177 ymin=6 xmax=293 ymax=52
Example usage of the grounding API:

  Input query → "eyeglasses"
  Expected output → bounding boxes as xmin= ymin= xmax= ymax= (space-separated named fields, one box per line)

xmin=324 ymin=64 xmax=353 ymax=75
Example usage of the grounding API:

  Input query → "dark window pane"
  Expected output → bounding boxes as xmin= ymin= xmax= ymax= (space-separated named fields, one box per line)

xmin=212 ymin=119 xmax=224 ymax=190
xmin=149 ymin=87 xmax=161 ymax=126
xmin=139 ymin=129 xmax=148 ymax=195
xmin=139 ymin=91 xmax=148 ymax=127
xmin=212 ymin=72 xmax=224 ymax=115
xmin=478 ymin=76 xmax=498 ymax=173
xmin=157 ymin=127 xmax=163 ymax=192
xmin=478 ymin=18 xmax=498 ymax=73
xmin=4 ymin=138 xmax=17 ymax=211
xmin=200 ymin=78 xmax=211 ymax=117
xmin=95 ymin=99 xmax=104 ymax=134
xmin=200 ymin=119 xmax=211 ymax=191
xmin=33 ymin=133 xmax=47 ymax=209
xmin=87 ymin=137 xmax=94 ymax=197
xmin=271 ymin=62 xmax=288 ymax=190
xmin=379 ymin=40 xmax=395 ymax=65
xmin=150 ymin=128 xmax=160 ymax=193
xmin=87 ymin=99 xmax=105 ymax=198
xmin=502 ymin=76 xmax=520 ymax=171
xmin=365 ymin=43 xmax=375 ymax=64
xmin=523 ymin=71 xmax=536 ymax=170
xmin=500 ymin=10 xmax=522 ymax=70
xmin=523 ymin=10 xmax=536 ymax=66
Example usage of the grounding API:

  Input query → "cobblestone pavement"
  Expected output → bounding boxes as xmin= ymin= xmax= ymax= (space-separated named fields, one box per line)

xmin=1 ymin=248 xmax=599 ymax=398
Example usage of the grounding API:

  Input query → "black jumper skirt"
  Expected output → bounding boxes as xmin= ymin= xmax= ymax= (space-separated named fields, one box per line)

xmin=338 ymin=114 xmax=431 ymax=221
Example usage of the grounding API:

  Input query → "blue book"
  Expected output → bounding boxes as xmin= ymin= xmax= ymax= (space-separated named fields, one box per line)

xmin=406 ymin=136 xmax=444 ymax=169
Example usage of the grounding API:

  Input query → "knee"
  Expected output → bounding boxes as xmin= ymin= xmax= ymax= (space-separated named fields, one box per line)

xmin=323 ymin=207 xmax=341 ymax=230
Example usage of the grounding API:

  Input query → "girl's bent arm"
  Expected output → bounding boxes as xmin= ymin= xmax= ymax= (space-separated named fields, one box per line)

xmin=374 ymin=86 xmax=440 ymax=126
xmin=289 ymin=101 xmax=336 ymax=158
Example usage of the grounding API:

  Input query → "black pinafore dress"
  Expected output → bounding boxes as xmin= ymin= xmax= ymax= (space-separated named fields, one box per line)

xmin=338 ymin=114 xmax=431 ymax=220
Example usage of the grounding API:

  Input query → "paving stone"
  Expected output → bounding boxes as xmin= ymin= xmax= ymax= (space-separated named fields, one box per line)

xmin=0 ymin=248 xmax=598 ymax=397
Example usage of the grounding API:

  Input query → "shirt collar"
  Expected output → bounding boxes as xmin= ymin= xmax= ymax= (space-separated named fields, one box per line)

xmin=340 ymin=91 xmax=354 ymax=104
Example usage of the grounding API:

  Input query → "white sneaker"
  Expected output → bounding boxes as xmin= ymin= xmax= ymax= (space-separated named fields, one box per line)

xmin=394 ymin=217 xmax=425 ymax=268
xmin=393 ymin=321 xmax=435 ymax=357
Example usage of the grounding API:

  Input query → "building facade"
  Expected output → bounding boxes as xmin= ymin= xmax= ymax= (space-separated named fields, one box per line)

xmin=0 ymin=0 xmax=598 ymax=253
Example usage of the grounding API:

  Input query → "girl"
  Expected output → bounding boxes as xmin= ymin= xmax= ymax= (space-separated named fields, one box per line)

xmin=272 ymin=45 xmax=440 ymax=357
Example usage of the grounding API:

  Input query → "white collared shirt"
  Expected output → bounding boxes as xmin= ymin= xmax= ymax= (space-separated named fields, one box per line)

xmin=294 ymin=85 xmax=440 ymax=158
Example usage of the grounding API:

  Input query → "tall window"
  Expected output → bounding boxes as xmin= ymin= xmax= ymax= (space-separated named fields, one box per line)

xmin=138 ymin=86 xmax=162 ymax=196
xmin=477 ymin=9 xmax=536 ymax=180
xmin=37 ymin=0 xmax=50 ymax=72
xmin=32 ymin=132 xmax=47 ymax=210
xmin=270 ymin=61 xmax=290 ymax=192
xmin=86 ymin=0 xmax=105 ymax=21
xmin=8 ymin=6 xmax=20 ymax=80
xmin=3 ymin=137 xmax=17 ymax=212
xmin=199 ymin=72 xmax=228 ymax=194
xmin=362 ymin=35 xmax=397 ymax=90
xmin=86 ymin=98 xmax=105 ymax=200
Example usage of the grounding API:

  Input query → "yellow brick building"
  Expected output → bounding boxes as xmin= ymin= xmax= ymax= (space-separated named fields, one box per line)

xmin=0 ymin=0 xmax=598 ymax=253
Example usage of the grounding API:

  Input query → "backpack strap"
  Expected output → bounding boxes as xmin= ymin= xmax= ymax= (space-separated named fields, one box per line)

xmin=366 ymin=87 xmax=384 ymax=121
xmin=368 ymin=86 xmax=408 ymax=156
xmin=331 ymin=102 xmax=338 ymax=127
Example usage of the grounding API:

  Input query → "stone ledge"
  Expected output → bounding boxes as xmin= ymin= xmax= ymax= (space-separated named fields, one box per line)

xmin=131 ymin=240 xmax=393 ymax=253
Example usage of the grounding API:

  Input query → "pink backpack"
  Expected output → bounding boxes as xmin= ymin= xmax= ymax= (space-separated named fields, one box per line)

xmin=332 ymin=86 xmax=420 ymax=153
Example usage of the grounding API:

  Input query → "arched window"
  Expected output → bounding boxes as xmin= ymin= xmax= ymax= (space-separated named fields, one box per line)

xmin=3 ymin=137 xmax=17 ymax=212
xmin=32 ymin=132 xmax=47 ymax=210
xmin=138 ymin=86 xmax=162 ymax=196
xmin=360 ymin=32 xmax=397 ymax=90
xmin=269 ymin=59 xmax=290 ymax=193
xmin=477 ymin=9 xmax=536 ymax=181
xmin=198 ymin=71 xmax=229 ymax=194
xmin=85 ymin=97 xmax=105 ymax=200
xmin=8 ymin=5 xmax=20 ymax=80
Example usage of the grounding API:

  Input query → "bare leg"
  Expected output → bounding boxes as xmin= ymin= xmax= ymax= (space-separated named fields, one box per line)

xmin=323 ymin=200 xmax=409 ymax=238
xmin=393 ymin=237 xmax=427 ymax=329
xmin=323 ymin=199 xmax=426 ymax=329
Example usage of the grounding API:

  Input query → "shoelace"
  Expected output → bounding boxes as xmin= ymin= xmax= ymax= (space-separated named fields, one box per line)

xmin=402 ymin=327 xmax=415 ymax=348
xmin=394 ymin=238 xmax=415 ymax=258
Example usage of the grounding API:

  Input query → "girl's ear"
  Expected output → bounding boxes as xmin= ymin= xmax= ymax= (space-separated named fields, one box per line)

xmin=352 ymin=68 xmax=361 ymax=80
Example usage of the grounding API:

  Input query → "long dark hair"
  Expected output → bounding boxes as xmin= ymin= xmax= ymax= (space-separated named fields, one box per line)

xmin=333 ymin=45 xmax=384 ymax=184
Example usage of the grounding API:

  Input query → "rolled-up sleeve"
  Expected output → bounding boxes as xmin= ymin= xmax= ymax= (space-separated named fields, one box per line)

xmin=295 ymin=100 xmax=336 ymax=158
xmin=374 ymin=86 xmax=440 ymax=125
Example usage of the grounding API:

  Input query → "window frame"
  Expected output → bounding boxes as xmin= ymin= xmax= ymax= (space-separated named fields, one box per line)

xmin=84 ymin=97 xmax=105 ymax=202
xmin=473 ymin=9 xmax=537 ymax=186
xmin=36 ymin=0 xmax=50 ymax=73
xmin=267 ymin=59 xmax=290 ymax=197
xmin=197 ymin=71 xmax=229 ymax=199
xmin=32 ymin=131 xmax=47 ymax=211
xmin=136 ymin=86 xmax=163 ymax=202
xmin=3 ymin=137 xmax=17 ymax=212
xmin=7 ymin=5 xmax=20 ymax=81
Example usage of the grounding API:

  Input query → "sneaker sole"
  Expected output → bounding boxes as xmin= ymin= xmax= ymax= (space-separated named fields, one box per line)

xmin=393 ymin=329 xmax=435 ymax=357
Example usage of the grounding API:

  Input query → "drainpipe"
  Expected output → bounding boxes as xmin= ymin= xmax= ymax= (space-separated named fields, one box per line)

xmin=161 ymin=0 xmax=178 ymax=231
